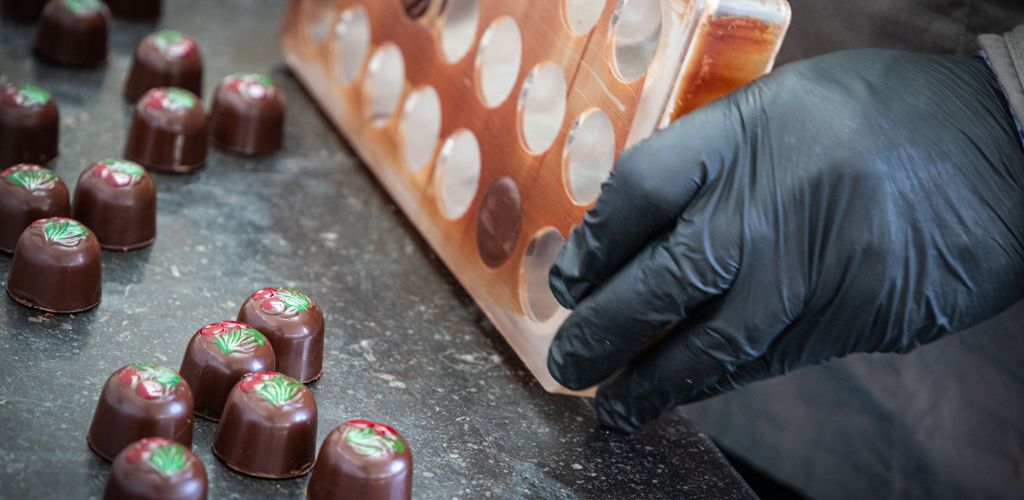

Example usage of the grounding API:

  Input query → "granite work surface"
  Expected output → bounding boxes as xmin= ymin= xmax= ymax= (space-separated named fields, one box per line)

xmin=0 ymin=1 xmax=753 ymax=498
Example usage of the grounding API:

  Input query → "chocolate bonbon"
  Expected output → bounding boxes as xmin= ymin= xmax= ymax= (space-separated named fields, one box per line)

xmin=237 ymin=288 xmax=324 ymax=382
xmin=476 ymin=177 xmax=522 ymax=268
xmin=103 ymin=0 xmax=160 ymax=20
xmin=179 ymin=321 xmax=275 ymax=421
xmin=6 ymin=217 xmax=101 ymax=312
xmin=209 ymin=73 xmax=284 ymax=155
xmin=124 ymin=87 xmax=206 ymax=173
xmin=88 ymin=363 xmax=194 ymax=461
xmin=72 ymin=158 xmax=156 ymax=250
xmin=33 ymin=0 xmax=109 ymax=67
xmin=102 ymin=437 xmax=207 ymax=500
xmin=125 ymin=30 xmax=202 ymax=102
xmin=0 ymin=165 xmax=70 ymax=252
xmin=0 ymin=83 xmax=59 ymax=166
xmin=213 ymin=372 xmax=317 ymax=478
xmin=306 ymin=420 xmax=413 ymax=500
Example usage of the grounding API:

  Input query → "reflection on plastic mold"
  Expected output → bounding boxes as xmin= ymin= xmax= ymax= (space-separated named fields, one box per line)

xmin=363 ymin=43 xmax=406 ymax=125
xmin=476 ymin=16 xmax=522 ymax=108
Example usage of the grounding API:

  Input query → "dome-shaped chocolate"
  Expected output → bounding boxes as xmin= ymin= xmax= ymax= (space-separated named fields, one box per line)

xmin=102 ymin=437 xmax=207 ymax=500
xmin=0 ymin=165 xmax=70 ymax=252
xmin=33 ymin=0 xmax=109 ymax=67
xmin=0 ymin=83 xmax=59 ymax=166
xmin=237 ymin=288 xmax=324 ymax=382
xmin=124 ymin=87 xmax=206 ymax=173
xmin=306 ymin=420 xmax=413 ymax=500
xmin=6 ymin=217 xmax=101 ymax=312
xmin=125 ymin=30 xmax=202 ymax=102
xmin=72 ymin=158 xmax=156 ymax=250
xmin=209 ymin=73 xmax=284 ymax=155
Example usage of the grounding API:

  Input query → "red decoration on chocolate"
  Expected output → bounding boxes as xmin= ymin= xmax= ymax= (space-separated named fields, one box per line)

xmin=212 ymin=371 xmax=317 ymax=478
xmin=209 ymin=73 xmax=285 ymax=156
xmin=124 ymin=87 xmax=207 ymax=173
xmin=238 ymin=287 xmax=324 ymax=382
xmin=88 ymin=363 xmax=194 ymax=462
xmin=73 ymin=158 xmax=156 ymax=250
xmin=307 ymin=421 xmax=413 ymax=500
xmin=179 ymin=322 xmax=275 ymax=421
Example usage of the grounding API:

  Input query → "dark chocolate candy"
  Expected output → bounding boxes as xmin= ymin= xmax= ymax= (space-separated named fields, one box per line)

xmin=124 ymin=87 xmax=207 ymax=173
xmin=237 ymin=288 xmax=324 ymax=382
xmin=178 ymin=321 xmax=275 ymax=421
xmin=476 ymin=176 xmax=522 ymax=267
xmin=88 ymin=363 xmax=194 ymax=461
xmin=6 ymin=217 xmax=101 ymax=312
xmin=209 ymin=73 xmax=284 ymax=155
xmin=1 ymin=0 xmax=47 ymax=20
xmin=72 ymin=158 xmax=156 ymax=251
xmin=102 ymin=437 xmax=207 ymax=500
xmin=212 ymin=372 xmax=317 ymax=478
xmin=103 ymin=0 xmax=160 ymax=20
xmin=306 ymin=420 xmax=413 ymax=500
xmin=0 ymin=83 xmax=59 ymax=167
xmin=0 ymin=164 xmax=70 ymax=252
xmin=33 ymin=0 xmax=109 ymax=67
xmin=125 ymin=30 xmax=202 ymax=102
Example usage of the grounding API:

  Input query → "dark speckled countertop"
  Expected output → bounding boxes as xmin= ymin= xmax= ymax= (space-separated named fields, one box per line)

xmin=0 ymin=1 xmax=753 ymax=498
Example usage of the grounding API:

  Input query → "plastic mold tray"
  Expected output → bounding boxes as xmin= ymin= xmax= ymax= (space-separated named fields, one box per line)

xmin=279 ymin=0 xmax=790 ymax=393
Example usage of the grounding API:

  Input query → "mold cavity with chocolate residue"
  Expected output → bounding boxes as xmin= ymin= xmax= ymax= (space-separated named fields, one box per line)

xmin=476 ymin=177 xmax=522 ymax=268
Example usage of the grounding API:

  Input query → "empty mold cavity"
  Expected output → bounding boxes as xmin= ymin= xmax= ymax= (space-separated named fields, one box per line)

xmin=402 ymin=0 xmax=432 ymax=19
xmin=564 ymin=108 xmax=616 ymax=205
xmin=476 ymin=177 xmax=523 ymax=268
xmin=563 ymin=0 xmax=607 ymax=35
xmin=520 ymin=228 xmax=566 ymax=322
xmin=363 ymin=43 xmax=406 ymax=124
xmin=611 ymin=0 xmax=662 ymax=82
xmin=435 ymin=129 xmax=482 ymax=219
xmin=304 ymin=1 xmax=333 ymax=45
xmin=399 ymin=86 xmax=443 ymax=172
xmin=439 ymin=0 xmax=480 ymax=63
xmin=332 ymin=6 xmax=371 ymax=85
xmin=518 ymin=62 xmax=567 ymax=155
xmin=476 ymin=17 xmax=522 ymax=108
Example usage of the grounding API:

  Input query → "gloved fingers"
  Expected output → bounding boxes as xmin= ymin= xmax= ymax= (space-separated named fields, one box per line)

xmin=547 ymin=216 xmax=736 ymax=391
xmin=681 ymin=356 xmax=774 ymax=405
xmin=549 ymin=102 xmax=742 ymax=309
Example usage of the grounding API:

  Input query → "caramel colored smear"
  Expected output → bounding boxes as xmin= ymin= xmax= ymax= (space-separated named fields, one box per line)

xmin=671 ymin=16 xmax=782 ymax=120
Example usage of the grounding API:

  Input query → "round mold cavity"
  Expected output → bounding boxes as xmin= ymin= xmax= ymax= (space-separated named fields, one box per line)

xmin=476 ymin=177 xmax=522 ymax=268
xmin=399 ymin=86 xmax=443 ymax=172
xmin=435 ymin=129 xmax=482 ymax=219
xmin=439 ymin=0 xmax=480 ymax=63
xmin=475 ymin=16 xmax=522 ymax=108
xmin=611 ymin=0 xmax=662 ymax=82
xmin=563 ymin=0 xmax=607 ymax=35
xmin=520 ymin=228 xmax=566 ymax=322
xmin=518 ymin=62 xmax=567 ymax=155
xmin=363 ymin=43 xmax=406 ymax=125
xmin=564 ymin=108 xmax=616 ymax=205
xmin=331 ymin=6 xmax=371 ymax=85
xmin=304 ymin=1 xmax=333 ymax=46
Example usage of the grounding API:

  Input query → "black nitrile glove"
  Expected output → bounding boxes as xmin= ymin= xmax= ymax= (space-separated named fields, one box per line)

xmin=547 ymin=49 xmax=1024 ymax=432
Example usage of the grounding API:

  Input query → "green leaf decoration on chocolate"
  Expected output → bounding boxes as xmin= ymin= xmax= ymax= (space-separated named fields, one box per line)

xmin=5 ymin=168 xmax=56 ymax=190
xmin=43 ymin=219 xmax=89 ymax=244
xmin=165 ymin=88 xmax=195 ymax=110
xmin=104 ymin=159 xmax=145 ymax=178
xmin=63 ymin=0 xmax=100 ymax=13
xmin=148 ymin=443 xmax=188 ymax=476
xmin=155 ymin=30 xmax=183 ymax=45
xmin=256 ymin=374 xmax=303 ymax=406
xmin=214 ymin=327 xmax=266 ymax=354
xmin=276 ymin=288 xmax=312 ymax=313
xmin=16 ymin=84 xmax=49 ymax=106
xmin=345 ymin=427 xmax=405 ymax=456
xmin=137 ymin=363 xmax=182 ymax=388
xmin=255 ymin=74 xmax=274 ymax=88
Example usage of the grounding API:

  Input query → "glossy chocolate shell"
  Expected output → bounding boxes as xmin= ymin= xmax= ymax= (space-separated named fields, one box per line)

xmin=237 ymin=288 xmax=324 ymax=382
xmin=125 ymin=30 xmax=202 ymax=102
xmin=306 ymin=420 xmax=413 ymax=500
xmin=6 ymin=217 xmax=100 ymax=313
xmin=124 ymin=87 xmax=206 ymax=173
xmin=209 ymin=73 xmax=284 ymax=155
xmin=88 ymin=363 xmax=194 ymax=461
xmin=33 ymin=0 xmax=109 ymax=67
xmin=212 ymin=372 xmax=317 ymax=478
xmin=0 ymin=83 xmax=59 ymax=166
xmin=0 ymin=164 xmax=70 ymax=253
xmin=102 ymin=437 xmax=207 ymax=500
xmin=178 ymin=321 xmax=276 ymax=421
xmin=72 ymin=158 xmax=156 ymax=250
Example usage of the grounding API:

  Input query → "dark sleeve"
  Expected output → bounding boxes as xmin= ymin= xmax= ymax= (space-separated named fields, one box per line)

xmin=980 ymin=25 xmax=1024 ymax=141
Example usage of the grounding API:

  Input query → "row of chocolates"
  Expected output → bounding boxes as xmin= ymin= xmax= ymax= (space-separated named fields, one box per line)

xmin=88 ymin=291 xmax=413 ymax=499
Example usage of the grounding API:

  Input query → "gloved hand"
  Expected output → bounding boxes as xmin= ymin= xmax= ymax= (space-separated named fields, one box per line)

xmin=547 ymin=49 xmax=1024 ymax=432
